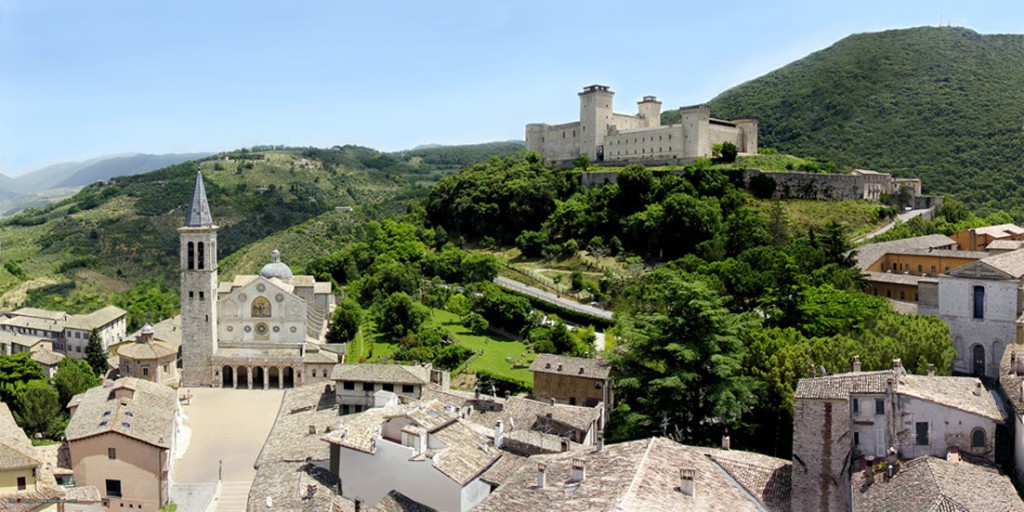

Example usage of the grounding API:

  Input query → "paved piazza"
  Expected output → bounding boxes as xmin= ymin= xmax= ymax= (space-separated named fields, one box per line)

xmin=172 ymin=387 xmax=285 ymax=511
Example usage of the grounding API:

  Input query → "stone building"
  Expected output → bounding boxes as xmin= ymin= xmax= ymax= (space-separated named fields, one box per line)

xmin=918 ymin=248 xmax=1024 ymax=376
xmin=474 ymin=437 xmax=791 ymax=512
xmin=65 ymin=378 xmax=180 ymax=510
xmin=528 ymin=354 xmax=611 ymax=407
xmin=331 ymin=363 xmax=441 ymax=414
xmin=851 ymin=455 xmax=1024 ymax=511
xmin=792 ymin=360 xmax=1003 ymax=512
xmin=0 ymin=306 xmax=127 ymax=358
xmin=117 ymin=324 xmax=179 ymax=386
xmin=952 ymin=223 xmax=1024 ymax=251
xmin=178 ymin=173 xmax=339 ymax=388
xmin=526 ymin=84 xmax=757 ymax=166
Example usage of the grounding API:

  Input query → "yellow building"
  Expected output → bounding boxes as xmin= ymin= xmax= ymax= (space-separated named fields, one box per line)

xmin=953 ymin=224 xmax=1024 ymax=251
xmin=0 ymin=402 xmax=60 ymax=511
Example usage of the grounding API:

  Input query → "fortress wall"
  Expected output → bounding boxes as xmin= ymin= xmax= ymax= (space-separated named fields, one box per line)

xmin=743 ymin=170 xmax=866 ymax=200
xmin=708 ymin=123 xmax=746 ymax=151
xmin=526 ymin=122 xmax=582 ymax=162
xmin=610 ymin=113 xmax=647 ymax=131
xmin=604 ymin=125 xmax=682 ymax=163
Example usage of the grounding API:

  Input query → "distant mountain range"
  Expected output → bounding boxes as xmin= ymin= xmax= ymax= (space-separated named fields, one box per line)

xmin=0 ymin=152 xmax=213 ymax=216
xmin=2 ymin=153 xmax=214 ymax=195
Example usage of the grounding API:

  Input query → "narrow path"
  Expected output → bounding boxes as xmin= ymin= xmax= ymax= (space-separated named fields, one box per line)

xmin=854 ymin=206 xmax=934 ymax=243
xmin=494 ymin=276 xmax=613 ymax=321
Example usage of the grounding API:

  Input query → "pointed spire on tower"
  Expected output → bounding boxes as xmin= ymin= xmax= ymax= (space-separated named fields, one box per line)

xmin=185 ymin=172 xmax=213 ymax=227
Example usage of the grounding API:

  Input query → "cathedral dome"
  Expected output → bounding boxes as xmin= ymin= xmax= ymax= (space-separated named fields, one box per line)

xmin=260 ymin=249 xmax=293 ymax=281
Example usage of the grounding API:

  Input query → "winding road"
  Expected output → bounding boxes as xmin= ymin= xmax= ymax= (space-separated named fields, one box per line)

xmin=493 ymin=276 xmax=614 ymax=321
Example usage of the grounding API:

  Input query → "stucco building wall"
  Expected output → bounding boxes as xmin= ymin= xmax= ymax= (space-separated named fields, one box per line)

xmin=791 ymin=399 xmax=852 ymax=512
xmin=70 ymin=432 xmax=168 ymax=510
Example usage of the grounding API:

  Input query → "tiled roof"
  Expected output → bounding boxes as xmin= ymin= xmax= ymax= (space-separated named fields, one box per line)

xmin=0 ymin=315 xmax=63 ymax=333
xmin=699 ymin=448 xmax=792 ymax=512
xmin=795 ymin=371 xmax=893 ymax=400
xmin=9 ymin=308 xmax=66 ymax=321
xmin=322 ymin=399 xmax=504 ymax=486
xmin=428 ymin=420 xmax=502 ymax=485
xmin=852 ymin=456 xmax=1024 ymax=511
xmin=481 ymin=452 xmax=528 ymax=486
xmin=475 ymin=437 xmax=787 ymax=512
xmin=473 ymin=396 xmax=601 ymax=435
xmin=864 ymin=271 xmax=933 ymax=285
xmin=528 ymin=354 xmax=611 ymax=379
xmin=898 ymin=375 xmax=1004 ymax=422
xmin=970 ymin=223 xmax=1024 ymax=238
xmin=128 ymin=315 xmax=181 ymax=347
xmin=65 ymin=378 xmax=177 ymax=448
xmin=0 ymin=331 xmax=50 ymax=350
xmin=117 ymin=338 xmax=177 ymax=360
xmin=254 ymin=383 xmax=339 ymax=467
xmin=986 ymin=239 xmax=1024 ymax=251
xmin=0 ymin=402 xmax=41 ymax=470
xmin=369 ymin=490 xmax=438 ymax=512
xmin=999 ymin=348 xmax=1024 ymax=415
xmin=330 ymin=364 xmax=431 ymax=384
xmin=65 ymin=305 xmax=126 ymax=330
xmin=853 ymin=235 xmax=959 ymax=271
xmin=248 ymin=460 xmax=344 ymax=512
xmin=797 ymin=370 xmax=1003 ymax=421
xmin=973 ymin=249 xmax=1024 ymax=279
xmin=30 ymin=348 xmax=64 ymax=366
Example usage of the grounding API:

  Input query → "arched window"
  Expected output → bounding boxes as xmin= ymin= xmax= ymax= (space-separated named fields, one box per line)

xmin=251 ymin=296 xmax=271 ymax=318
xmin=187 ymin=242 xmax=195 ymax=270
xmin=197 ymin=242 xmax=205 ymax=270
xmin=972 ymin=428 xmax=986 ymax=449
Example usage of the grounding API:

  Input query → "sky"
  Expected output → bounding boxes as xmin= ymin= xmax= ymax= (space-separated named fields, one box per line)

xmin=2 ymin=0 xmax=1023 ymax=176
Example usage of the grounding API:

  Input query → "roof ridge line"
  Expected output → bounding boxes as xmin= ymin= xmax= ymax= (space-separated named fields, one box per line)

xmin=619 ymin=436 xmax=656 ymax=507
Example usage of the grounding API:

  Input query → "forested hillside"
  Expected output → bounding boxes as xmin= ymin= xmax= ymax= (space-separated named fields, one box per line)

xmin=665 ymin=27 xmax=1024 ymax=217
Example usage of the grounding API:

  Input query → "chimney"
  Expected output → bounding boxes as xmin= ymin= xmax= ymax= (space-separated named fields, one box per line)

xmin=571 ymin=458 xmax=586 ymax=482
xmin=536 ymin=463 xmax=547 ymax=488
xmin=721 ymin=434 xmax=730 ymax=450
xmin=596 ymin=432 xmax=604 ymax=452
xmin=973 ymin=381 xmax=983 ymax=397
xmin=557 ymin=364 xmax=563 ymax=372
xmin=927 ymin=363 xmax=935 ymax=377
xmin=853 ymin=356 xmax=861 ymax=373
xmin=561 ymin=438 xmax=571 ymax=452
xmin=679 ymin=468 xmax=696 ymax=496
xmin=892 ymin=358 xmax=902 ymax=371
xmin=494 ymin=421 xmax=504 ymax=449
xmin=550 ymin=397 xmax=556 ymax=406
xmin=354 ymin=498 xmax=362 ymax=512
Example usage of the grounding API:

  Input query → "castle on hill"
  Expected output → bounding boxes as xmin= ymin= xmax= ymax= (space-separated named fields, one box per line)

xmin=178 ymin=173 xmax=339 ymax=388
xmin=526 ymin=84 xmax=758 ymax=166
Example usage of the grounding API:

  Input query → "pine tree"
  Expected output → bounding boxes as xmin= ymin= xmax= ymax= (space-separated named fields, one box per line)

xmin=85 ymin=328 xmax=107 ymax=377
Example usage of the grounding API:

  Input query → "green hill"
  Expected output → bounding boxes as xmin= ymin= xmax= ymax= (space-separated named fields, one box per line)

xmin=0 ymin=143 xmax=524 ymax=308
xmin=664 ymin=26 xmax=1024 ymax=217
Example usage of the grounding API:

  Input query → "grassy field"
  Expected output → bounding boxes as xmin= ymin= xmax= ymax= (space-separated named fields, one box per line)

xmin=346 ymin=309 xmax=536 ymax=387
xmin=750 ymin=198 xmax=887 ymax=239
xmin=427 ymin=309 xmax=535 ymax=387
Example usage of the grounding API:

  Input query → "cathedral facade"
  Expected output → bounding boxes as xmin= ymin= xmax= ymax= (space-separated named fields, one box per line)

xmin=179 ymin=173 xmax=339 ymax=388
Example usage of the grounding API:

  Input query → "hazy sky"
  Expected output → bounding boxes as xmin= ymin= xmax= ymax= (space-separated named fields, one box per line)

xmin=2 ymin=0 xmax=1021 ymax=175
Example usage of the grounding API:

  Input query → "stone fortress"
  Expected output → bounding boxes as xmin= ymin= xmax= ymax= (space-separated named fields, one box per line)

xmin=526 ymin=84 xmax=758 ymax=166
xmin=179 ymin=173 xmax=339 ymax=389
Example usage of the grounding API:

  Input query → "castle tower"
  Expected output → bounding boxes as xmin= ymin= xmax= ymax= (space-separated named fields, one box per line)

xmin=679 ymin=104 xmax=712 ymax=158
xmin=179 ymin=172 xmax=219 ymax=387
xmin=578 ymin=84 xmax=614 ymax=161
xmin=637 ymin=96 xmax=662 ymax=128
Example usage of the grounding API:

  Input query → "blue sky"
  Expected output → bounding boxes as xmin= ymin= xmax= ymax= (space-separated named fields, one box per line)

xmin=2 ymin=0 xmax=1022 ymax=175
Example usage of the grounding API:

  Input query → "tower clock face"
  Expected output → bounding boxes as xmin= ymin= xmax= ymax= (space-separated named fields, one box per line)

xmin=255 ymin=323 xmax=269 ymax=336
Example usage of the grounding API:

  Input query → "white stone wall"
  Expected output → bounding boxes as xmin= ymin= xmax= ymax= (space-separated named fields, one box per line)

xmin=604 ymin=125 xmax=682 ymax=162
xmin=937 ymin=277 xmax=1018 ymax=376
xmin=525 ymin=122 xmax=582 ymax=162
xmin=217 ymin=278 xmax=307 ymax=346
xmin=338 ymin=437 xmax=485 ymax=512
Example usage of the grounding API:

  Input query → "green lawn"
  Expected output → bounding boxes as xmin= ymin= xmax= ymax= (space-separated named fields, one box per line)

xmin=344 ymin=309 xmax=536 ymax=387
xmin=427 ymin=309 xmax=535 ymax=387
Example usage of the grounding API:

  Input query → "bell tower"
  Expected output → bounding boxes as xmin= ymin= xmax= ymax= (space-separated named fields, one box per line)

xmin=179 ymin=172 xmax=219 ymax=387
